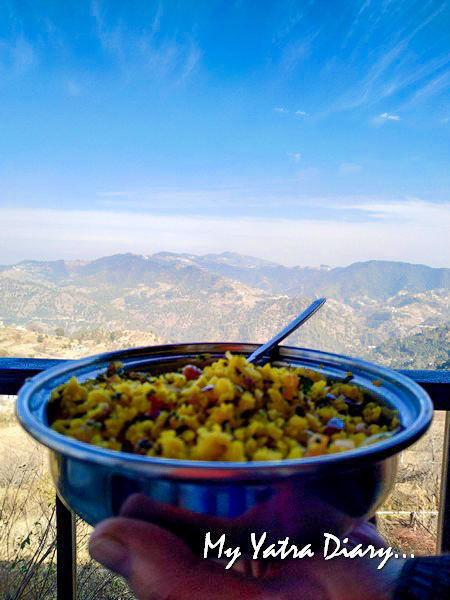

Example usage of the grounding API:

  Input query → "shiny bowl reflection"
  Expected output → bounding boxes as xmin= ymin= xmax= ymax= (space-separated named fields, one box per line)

xmin=15 ymin=343 xmax=433 ymax=553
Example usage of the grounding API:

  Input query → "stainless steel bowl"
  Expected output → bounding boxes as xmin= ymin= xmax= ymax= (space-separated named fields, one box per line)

xmin=16 ymin=343 xmax=433 ymax=553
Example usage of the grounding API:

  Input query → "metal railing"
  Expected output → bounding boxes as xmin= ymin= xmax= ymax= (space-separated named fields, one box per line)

xmin=1 ymin=358 xmax=449 ymax=599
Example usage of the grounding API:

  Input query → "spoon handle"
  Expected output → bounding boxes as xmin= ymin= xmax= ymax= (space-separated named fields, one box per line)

xmin=246 ymin=297 xmax=327 ymax=364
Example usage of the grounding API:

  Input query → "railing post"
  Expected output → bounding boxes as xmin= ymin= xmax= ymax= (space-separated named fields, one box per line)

xmin=437 ymin=411 xmax=450 ymax=554
xmin=56 ymin=494 xmax=77 ymax=599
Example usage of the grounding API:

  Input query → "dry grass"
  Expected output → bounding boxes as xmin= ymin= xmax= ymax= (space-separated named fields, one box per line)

xmin=0 ymin=324 xmax=165 ymax=360
xmin=0 ymin=422 xmax=135 ymax=599
xmin=378 ymin=516 xmax=437 ymax=555
xmin=377 ymin=411 xmax=445 ymax=555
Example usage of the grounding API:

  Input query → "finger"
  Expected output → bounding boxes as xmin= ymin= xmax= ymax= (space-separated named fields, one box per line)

xmin=119 ymin=493 xmax=262 ymax=555
xmin=120 ymin=492 xmax=231 ymax=531
xmin=119 ymin=493 xmax=235 ymax=553
xmin=89 ymin=517 xmax=264 ymax=600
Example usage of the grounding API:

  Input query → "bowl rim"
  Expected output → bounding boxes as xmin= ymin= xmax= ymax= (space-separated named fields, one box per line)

xmin=15 ymin=342 xmax=434 ymax=477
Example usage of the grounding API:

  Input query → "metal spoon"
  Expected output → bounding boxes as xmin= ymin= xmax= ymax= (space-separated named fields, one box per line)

xmin=246 ymin=297 xmax=326 ymax=364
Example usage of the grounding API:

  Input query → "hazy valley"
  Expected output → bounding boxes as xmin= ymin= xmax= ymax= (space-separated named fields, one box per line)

xmin=0 ymin=251 xmax=448 ymax=369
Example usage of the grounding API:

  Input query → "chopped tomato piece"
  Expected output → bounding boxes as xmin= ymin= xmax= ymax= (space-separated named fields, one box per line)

xmin=182 ymin=364 xmax=202 ymax=380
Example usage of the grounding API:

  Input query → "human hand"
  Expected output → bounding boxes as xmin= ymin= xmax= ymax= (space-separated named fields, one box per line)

xmin=89 ymin=505 xmax=405 ymax=600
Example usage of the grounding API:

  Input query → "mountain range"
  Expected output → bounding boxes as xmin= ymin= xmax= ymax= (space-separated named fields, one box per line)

xmin=0 ymin=252 xmax=448 ymax=367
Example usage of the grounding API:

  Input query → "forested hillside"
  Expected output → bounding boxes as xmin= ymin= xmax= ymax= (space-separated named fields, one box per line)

xmin=0 ymin=252 xmax=448 ymax=368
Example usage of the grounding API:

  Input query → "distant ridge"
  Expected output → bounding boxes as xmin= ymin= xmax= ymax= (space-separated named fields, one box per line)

xmin=1 ymin=253 xmax=448 ymax=300
xmin=0 ymin=252 xmax=448 ymax=365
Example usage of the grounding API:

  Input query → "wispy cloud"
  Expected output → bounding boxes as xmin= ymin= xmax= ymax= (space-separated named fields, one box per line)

xmin=329 ymin=43 xmax=407 ymax=114
xmin=357 ymin=0 xmax=372 ymax=17
xmin=1 ymin=201 xmax=448 ymax=267
xmin=380 ymin=112 xmax=401 ymax=121
xmin=341 ymin=0 xmax=374 ymax=47
xmin=295 ymin=110 xmax=308 ymax=116
xmin=177 ymin=43 xmax=202 ymax=84
xmin=97 ymin=191 xmax=131 ymax=197
xmin=0 ymin=36 xmax=35 ymax=75
xmin=325 ymin=1 xmax=450 ymax=116
xmin=402 ymin=69 xmax=450 ymax=108
xmin=273 ymin=6 xmax=304 ymax=40
xmin=287 ymin=152 xmax=302 ymax=162
xmin=95 ymin=185 xmax=300 ymax=210
xmin=279 ymin=30 xmax=321 ymax=71
xmin=95 ymin=187 xmax=420 ymax=214
xmin=371 ymin=112 xmax=401 ymax=125
xmin=90 ymin=0 xmax=125 ymax=60
xmin=337 ymin=198 xmax=450 ymax=230
xmin=151 ymin=2 xmax=163 ymax=36
xmin=274 ymin=107 xmax=289 ymax=113
xmin=89 ymin=0 xmax=201 ymax=83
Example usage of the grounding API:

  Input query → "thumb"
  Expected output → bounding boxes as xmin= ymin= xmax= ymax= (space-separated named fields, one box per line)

xmin=89 ymin=517 xmax=263 ymax=600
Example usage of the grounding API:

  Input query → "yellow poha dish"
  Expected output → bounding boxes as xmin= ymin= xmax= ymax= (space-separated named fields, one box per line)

xmin=49 ymin=352 xmax=401 ymax=462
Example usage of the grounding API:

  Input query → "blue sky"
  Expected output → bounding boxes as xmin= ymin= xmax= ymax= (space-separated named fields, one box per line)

xmin=0 ymin=0 xmax=449 ymax=266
